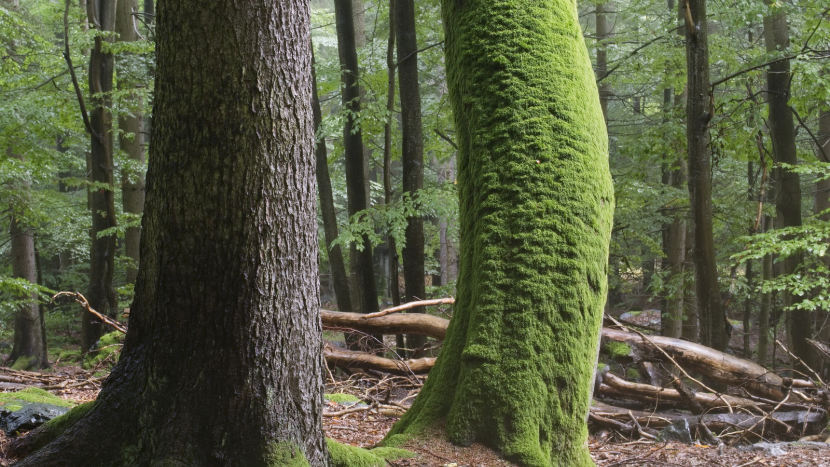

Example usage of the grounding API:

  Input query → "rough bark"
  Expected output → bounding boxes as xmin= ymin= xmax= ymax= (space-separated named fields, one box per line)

xmin=14 ymin=0 xmax=327 ymax=465
xmin=385 ymin=1 xmax=614 ymax=465
xmin=764 ymin=2 xmax=813 ymax=371
xmin=684 ymin=0 xmax=727 ymax=352
xmin=84 ymin=0 xmax=118 ymax=351
xmin=396 ymin=0 xmax=426 ymax=357
xmin=313 ymin=49 xmax=352 ymax=314
xmin=816 ymin=105 xmax=830 ymax=376
xmin=116 ymin=0 xmax=145 ymax=285
xmin=335 ymin=0 xmax=381 ymax=329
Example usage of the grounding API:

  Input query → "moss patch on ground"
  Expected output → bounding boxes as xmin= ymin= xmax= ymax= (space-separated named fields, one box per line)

xmin=266 ymin=440 xmax=311 ymax=467
xmin=325 ymin=393 xmax=361 ymax=404
xmin=327 ymin=439 xmax=416 ymax=467
xmin=0 ymin=388 xmax=75 ymax=412
xmin=604 ymin=341 xmax=632 ymax=360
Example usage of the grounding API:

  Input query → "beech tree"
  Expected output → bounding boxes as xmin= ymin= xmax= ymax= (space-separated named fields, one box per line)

xmin=386 ymin=0 xmax=613 ymax=465
xmin=14 ymin=0 xmax=327 ymax=465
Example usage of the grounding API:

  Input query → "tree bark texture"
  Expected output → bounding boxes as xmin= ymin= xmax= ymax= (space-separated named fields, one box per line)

xmin=383 ymin=0 xmax=401 ymax=311
xmin=335 ymin=0 xmax=381 ymax=325
xmin=763 ymin=3 xmax=813 ymax=371
xmin=84 ymin=0 xmax=118 ymax=351
xmin=116 ymin=0 xmax=145 ymax=286
xmin=15 ymin=0 xmax=327 ymax=465
xmin=684 ymin=0 xmax=727 ymax=351
xmin=313 ymin=49 xmax=352 ymax=314
xmin=396 ymin=0 xmax=426 ymax=357
xmin=386 ymin=1 xmax=614 ymax=465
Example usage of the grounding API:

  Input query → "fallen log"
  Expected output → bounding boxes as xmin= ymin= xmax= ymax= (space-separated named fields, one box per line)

xmin=590 ymin=401 xmax=824 ymax=438
xmin=321 ymin=310 xmax=447 ymax=340
xmin=323 ymin=344 xmax=436 ymax=375
xmin=601 ymin=327 xmax=787 ymax=401
xmin=600 ymin=373 xmax=769 ymax=412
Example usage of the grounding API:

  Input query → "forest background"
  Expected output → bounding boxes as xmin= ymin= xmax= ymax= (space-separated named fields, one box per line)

xmin=0 ymin=0 xmax=829 ymax=377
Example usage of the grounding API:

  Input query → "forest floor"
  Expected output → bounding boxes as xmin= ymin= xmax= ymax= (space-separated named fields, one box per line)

xmin=0 ymin=364 xmax=825 ymax=466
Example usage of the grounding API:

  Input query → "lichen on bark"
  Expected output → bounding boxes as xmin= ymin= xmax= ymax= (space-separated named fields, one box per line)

xmin=385 ymin=0 xmax=613 ymax=466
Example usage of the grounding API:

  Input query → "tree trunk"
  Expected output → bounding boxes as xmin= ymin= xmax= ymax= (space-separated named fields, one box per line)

xmin=758 ymin=213 xmax=774 ymax=367
xmin=596 ymin=2 xmax=611 ymax=123
xmin=815 ymin=105 xmax=830 ymax=376
xmin=684 ymin=0 xmax=727 ymax=352
xmin=312 ymin=49 xmax=352 ymax=314
xmin=386 ymin=1 xmax=614 ymax=465
xmin=335 ymin=0 xmax=381 ymax=336
xmin=84 ymin=0 xmax=118 ymax=351
xmin=116 ymin=0 xmax=145 ymax=286
xmin=8 ymin=196 xmax=48 ymax=370
xmin=764 ymin=2 xmax=813 ymax=371
xmin=14 ymin=0 xmax=327 ymax=465
xmin=396 ymin=0 xmax=426 ymax=358
xmin=682 ymin=221 xmax=699 ymax=342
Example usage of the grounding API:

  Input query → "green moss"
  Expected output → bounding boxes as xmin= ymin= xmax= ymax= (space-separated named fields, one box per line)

xmin=626 ymin=368 xmax=640 ymax=381
xmin=28 ymin=401 xmax=96 ymax=451
xmin=54 ymin=348 xmax=82 ymax=363
xmin=266 ymin=441 xmax=311 ymax=467
xmin=0 ymin=388 xmax=75 ymax=409
xmin=385 ymin=0 xmax=612 ymax=466
xmin=604 ymin=341 xmax=632 ymax=360
xmin=325 ymin=393 xmax=361 ymax=404
xmin=327 ymin=439 xmax=416 ymax=467
xmin=10 ymin=356 xmax=36 ymax=371
xmin=83 ymin=331 xmax=124 ymax=369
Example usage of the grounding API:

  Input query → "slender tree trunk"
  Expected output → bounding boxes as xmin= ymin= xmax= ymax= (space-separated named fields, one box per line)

xmin=387 ymin=1 xmax=614 ymax=464
xmin=683 ymin=221 xmax=699 ymax=342
xmin=335 ymin=0 xmax=381 ymax=349
xmin=15 ymin=0 xmax=327 ymax=464
xmin=596 ymin=2 xmax=611 ymax=123
xmin=684 ymin=0 xmax=727 ymax=352
xmin=396 ymin=0 xmax=426 ymax=357
xmin=814 ymin=105 xmax=830 ymax=376
xmin=85 ymin=0 xmax=118 ymax=351
xmin=312 ymin=49 xmax=352 ymax=314
xmin=7 ymin=153 xmax=48 ymax=370
xmin=758 ymin=213 xmax=774 ymax=367
xmin=116 ymin=0 xmax=145 ymax=286
xmin=661 ymin=157 xmax=687 ymax=339
xmin=763 ymin=1 xmax=813 ymax=370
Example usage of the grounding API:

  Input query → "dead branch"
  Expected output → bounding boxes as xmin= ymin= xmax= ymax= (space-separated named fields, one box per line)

xmin=53 ymin=292 xmax=127 ymax=333
xmin=360 ymin=297 xmax=455 ymax=319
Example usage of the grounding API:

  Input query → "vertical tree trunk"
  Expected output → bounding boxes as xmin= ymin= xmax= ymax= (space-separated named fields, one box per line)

xmin=814 ymin=105 xmax=830 ymax=375
xmin=396 ymin=0 xmax=426 ymax=357
xmin=387 ymin=1 xmax=614 ymax=464
xmin=596 ymin=2 xmax=611 ymax=123
xmin=312 ymin=49 xmax=353 ymax=314
xmin=684 ymin=0 xmax=727 ymax=352
xmin=764 ymin=2 xmax=813 ymax=370
xmin=758 ymin=213 xmax=774 ymax=367
xmin=116 ymin=0 xmax=145 ymax=286
xmin=85 ymin=0 xmax=118 ymax=351
xmin=15 ymin=0 xmax=327 ymax=464
xmin=661 ymin=156 xmax=687 ymax=339
xmin=335 ymin=0 xmax=381 ymax=344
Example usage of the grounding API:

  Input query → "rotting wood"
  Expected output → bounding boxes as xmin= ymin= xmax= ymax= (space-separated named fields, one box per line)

xmin=324 ymin=343 xmax=436 ymax=375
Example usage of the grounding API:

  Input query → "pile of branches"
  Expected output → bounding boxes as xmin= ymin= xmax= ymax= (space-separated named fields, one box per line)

xmin=319 ymin=299 xmax=830 ymax=445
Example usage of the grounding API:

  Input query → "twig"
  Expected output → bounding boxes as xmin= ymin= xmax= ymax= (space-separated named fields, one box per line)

xmin=361 ymin=297 xmax=454 ymax=319
xmin=323 ymin=403 xmax=377 ymax=417
xmin=433 ymin=129 xmax=457 ymax=149
xmin=790 ymin=105 xmax=830 ymax=163
xmin=52 ymin=292 xmax=127 ymax=333
xmin=775 ymin=339 xmax=824 ymax=386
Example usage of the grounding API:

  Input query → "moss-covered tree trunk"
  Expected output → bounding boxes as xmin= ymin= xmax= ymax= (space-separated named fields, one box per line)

xmin=386 ymin=1 xmax=613 ymax=465
xmin=14 ymin=0 xmax=327 ymax=465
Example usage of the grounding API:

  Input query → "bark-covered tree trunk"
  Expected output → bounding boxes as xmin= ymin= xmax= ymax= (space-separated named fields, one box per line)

xmin=7 ymin=169 xmax=48 ymax=370
xmin=84 ymin=0 xmax=118 ymax=351
xmin=116 ymin=0 xmax=145 ymax=285
xmin=661 ymin=156 xmax=686 ymax=339
xmin=764 ymin=2 xmax=813 ymax=370
xmin=684 ymin=0 xmax=727 ymax=351
xmin=313 ymin=49 xmax=352 ymax=314
xmin=396 ymin=0 xmax=426 ymax=357
xmin=814 ymin=105 xmax=830 ymax=375
xmin=383 ymin=0 xmax=401 ymax=309
xmin=335 ymin=0 xmax=381 ymax=329
xmin=14 ymin=0 xmax=327 ymax=465
xmin=386 ymin=1 xmax=613 ymax=465
xmin=596 ymin=3 xmax=611 ymax=123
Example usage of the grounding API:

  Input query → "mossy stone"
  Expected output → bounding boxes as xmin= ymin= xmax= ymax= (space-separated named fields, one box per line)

xmin=83 ymin=331 xmax=125 ymax=369
xmin=0 ymin=388 xmax=75 ymax=410
xmin=325 ymin=393 xmax=361 ymax=404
